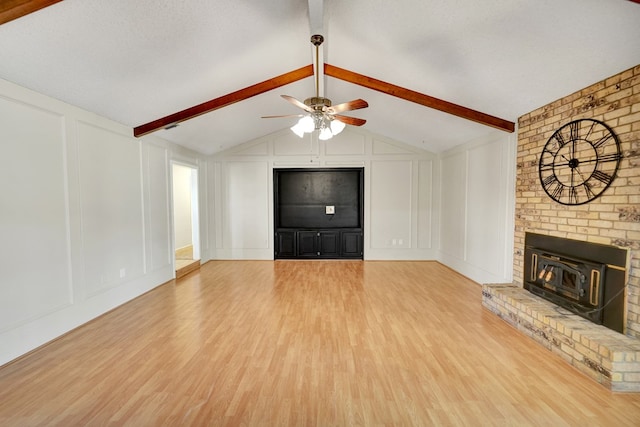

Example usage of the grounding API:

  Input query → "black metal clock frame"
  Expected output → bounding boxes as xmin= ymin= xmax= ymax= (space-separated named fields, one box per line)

xmin=538 ymin=119 xmax=622 ymax=206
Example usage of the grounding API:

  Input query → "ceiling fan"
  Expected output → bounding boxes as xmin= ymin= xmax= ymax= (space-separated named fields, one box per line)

xmin=262 ymin=34 xmax=368 ymax=140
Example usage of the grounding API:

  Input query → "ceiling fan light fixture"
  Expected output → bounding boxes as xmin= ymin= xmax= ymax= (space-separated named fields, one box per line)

xmin=299 ymin=115 xmax=315 ymax=133
xmin=330 ymin=119 xmax=346 ymax=135
xmin=319 ymin=126 xmax=333 ymax=140
xmin=290 ymin=122 xmax=306 ymax=138
xmin=266 ymin=35 xmax=368 ymax=140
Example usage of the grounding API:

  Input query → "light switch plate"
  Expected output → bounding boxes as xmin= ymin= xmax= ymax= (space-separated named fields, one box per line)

xmin=326 ymin=205 xmax=335 ymax=214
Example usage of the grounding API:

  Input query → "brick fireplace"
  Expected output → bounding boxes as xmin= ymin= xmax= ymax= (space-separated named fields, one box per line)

xmin=483 ymin=64 xmax=640 ymax=391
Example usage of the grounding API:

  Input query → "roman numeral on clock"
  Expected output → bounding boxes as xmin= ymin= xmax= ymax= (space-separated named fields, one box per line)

xmin=553 ymin=131 xmax=567 ymax=148
xmin=583 ymin=182 xmax=595 ymax=199
xmin=550 ymin=182 xmax=565 ymax=200
xmin=584 ymin=120 xmax=597 ymax=140
xmin=592 ymin=133 xmax=613 ymax=148
xmin=542 ymin=174 xmax=558 ymax=188
xmin=568 ymin=186 xmax=578 ymax=204
xmin=542 ymin=174 xmax=565 ymax=200
xmin=591 ymin=170 xmax=612 ymax=184
xmin=598 ymin=153 xmax=621 ymax=163
xmin=569 ymin=121 xmax=580 ymax=141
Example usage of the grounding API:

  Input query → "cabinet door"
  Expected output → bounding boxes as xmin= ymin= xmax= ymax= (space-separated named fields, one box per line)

xmin=298 ymin=231 xmax=319 ymax=257
xmin=275 ymin=232 xmax=296 ymax=258
xmin=342 ymin=232 xmax=363 ymax=258
xmin=318 ymin=231 xmax=340 ymax=257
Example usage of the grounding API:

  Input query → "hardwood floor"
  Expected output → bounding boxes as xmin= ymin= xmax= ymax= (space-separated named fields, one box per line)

xmin=1 ymin=261 xmax=640 ymax=426
xmin=175 ymin=259 xmax=200 ymax=279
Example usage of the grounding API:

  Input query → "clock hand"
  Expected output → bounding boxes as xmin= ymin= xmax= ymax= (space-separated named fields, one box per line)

xmin=561 ymin=155 xmax=572 ymax=166
xmin=571 ymin=164 xmax=574 ymax=185
xmin=574 ymin=166 xmax=588 ymax=183
xmin=575 ymin=157 xmax=599 ymax=164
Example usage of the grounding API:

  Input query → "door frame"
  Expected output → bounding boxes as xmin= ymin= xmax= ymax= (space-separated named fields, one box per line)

xmin=170 ymin=161 xmax=200 ymax=273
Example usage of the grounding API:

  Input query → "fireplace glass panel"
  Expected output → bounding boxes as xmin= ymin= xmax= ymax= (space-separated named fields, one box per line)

xmin=562 ymin=271 xmax=577 ymax=291
xmin=524 ymin=232 xmax=627 ymax=333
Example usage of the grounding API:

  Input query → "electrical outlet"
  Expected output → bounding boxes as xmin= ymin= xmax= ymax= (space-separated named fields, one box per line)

xmin=119 ymin=268 xmax=126 ymax=278
xmin=326 ymin=205 xmax=335 ymax=214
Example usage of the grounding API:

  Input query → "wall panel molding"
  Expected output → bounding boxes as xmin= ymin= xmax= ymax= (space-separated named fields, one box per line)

xmin=211 ymin=127 xmax=436 ymax=261
xmin=0 ymin=78 xmax=204 ymax=365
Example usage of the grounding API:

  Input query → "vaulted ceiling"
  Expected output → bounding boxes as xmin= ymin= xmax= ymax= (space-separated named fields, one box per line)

xmin=1 ymin=0 xmax=639 ymax=155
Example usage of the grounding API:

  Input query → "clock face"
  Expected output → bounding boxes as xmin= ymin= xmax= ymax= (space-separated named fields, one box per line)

xmin=539 ymin=119 xmax=621 ymax=205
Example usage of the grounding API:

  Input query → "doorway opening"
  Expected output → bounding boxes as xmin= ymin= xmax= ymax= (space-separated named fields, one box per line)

xmin=172 ymin=162 xmax=200 ymax=278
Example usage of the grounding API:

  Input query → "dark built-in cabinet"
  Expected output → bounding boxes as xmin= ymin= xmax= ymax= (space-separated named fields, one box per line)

xmin=276 ymin=230 xmax=363 ymax=259
xmin=274 ymin=168 xmax=364 ymax=259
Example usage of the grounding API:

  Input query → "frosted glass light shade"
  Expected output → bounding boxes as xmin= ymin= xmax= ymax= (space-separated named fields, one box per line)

xmin=290 ymin=122 xmax=305 ymax=138
xmin=319 ymin=127 xmax=333 ymax=140
xmin=330 ymin=119 xmax=346 ymax=135
xmin=299 ymin=115 xmax=315 ymax=133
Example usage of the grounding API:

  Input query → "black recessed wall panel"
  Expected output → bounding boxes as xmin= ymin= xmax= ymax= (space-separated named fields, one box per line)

xmin=274 ymin=168 xmax=363 ymax=259
xmin=276 ymin=169 xmax=361 ymax=229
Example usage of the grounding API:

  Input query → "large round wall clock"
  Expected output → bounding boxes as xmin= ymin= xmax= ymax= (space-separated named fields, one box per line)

xmin=538 ymin=118 xmax=622 ymax=205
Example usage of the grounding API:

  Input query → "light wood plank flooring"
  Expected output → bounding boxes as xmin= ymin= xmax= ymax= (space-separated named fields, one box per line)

xmin=175 ymin=259 xmax=200 ymax=279
xmin=1 ymin=261 xmax=640 ymax=426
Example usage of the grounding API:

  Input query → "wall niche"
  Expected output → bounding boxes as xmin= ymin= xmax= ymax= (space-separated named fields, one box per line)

xmin=274 ymin=168 xmax=364 ymax=259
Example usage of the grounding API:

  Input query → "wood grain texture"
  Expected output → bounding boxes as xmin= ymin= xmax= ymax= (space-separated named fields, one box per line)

xmin=133 ymin=65 xmax=314 ymax=137
xmin=324 ymin=63 xmax=515 ymax=133
xmin=175 ymin=259 xmax=200 ymax=279
xmin=1 ymin=261 xmax=639 ymax=426
xmin=0 ymin=0 xmax=62 ymax=25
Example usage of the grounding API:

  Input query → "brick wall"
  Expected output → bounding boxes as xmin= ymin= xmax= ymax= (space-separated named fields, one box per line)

xmin=514 ymin=64 xmax=640 ymax=338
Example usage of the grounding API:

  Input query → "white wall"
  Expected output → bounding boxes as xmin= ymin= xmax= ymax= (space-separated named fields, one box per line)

xmin=208 ymin=129 xmax=438 ymax=260
xmin=0 ymin=78 xmax=205 ymax=366
xmin=172 ymin=164 xmax=193 ymax=249
xmin=438 ymin=132 xmax=517 ymax=284
xmin=206 ymin=125 xmax=516 ymax=275
xmin=0 ymin=75 xmax=516 ymax=365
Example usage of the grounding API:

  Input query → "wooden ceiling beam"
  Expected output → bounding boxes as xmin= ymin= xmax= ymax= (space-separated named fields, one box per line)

xmin=136 ymin=62 xmax=515 ymax=137
xmin=134 ymin=65 xmax=314 ymax=137
xmin=324 ymin=63 xmax=515 ymax=133
xmin=0 ymin=0 xmax=63 ymax=25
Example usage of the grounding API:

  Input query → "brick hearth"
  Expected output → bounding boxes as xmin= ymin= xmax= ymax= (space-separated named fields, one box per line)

xmin=483 ymin=283 xmax=640 ymax=392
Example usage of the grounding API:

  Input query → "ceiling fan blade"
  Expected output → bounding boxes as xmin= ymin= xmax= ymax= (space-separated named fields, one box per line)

xmin=261 ymin=114 xmax=303 ymax=119
xmin=334 ymin=115 xmax=366 ymax=126
xmin=281 ymin=95 xmax=314 ymax=113
xmin=326 ymin=99 xmax=369 ymax=114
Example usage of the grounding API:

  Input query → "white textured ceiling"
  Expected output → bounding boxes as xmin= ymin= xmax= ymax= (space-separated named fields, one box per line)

xmin=1 ymin=0 xmax=639 ymax=154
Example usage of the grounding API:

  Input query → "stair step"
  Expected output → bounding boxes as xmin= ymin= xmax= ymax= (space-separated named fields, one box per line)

xmin=176 ymin=260 xmax=200 ymax=279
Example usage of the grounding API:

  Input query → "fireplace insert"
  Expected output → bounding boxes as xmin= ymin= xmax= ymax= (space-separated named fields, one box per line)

xmin=527 ymin=248 xmax=606 ymax=322
xmin=523 ymin=233 xmax=627 ymax=333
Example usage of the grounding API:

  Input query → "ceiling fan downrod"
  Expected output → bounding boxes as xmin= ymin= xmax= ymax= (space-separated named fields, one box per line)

xmin=310 ymin=34 xmax=324 ymax=100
